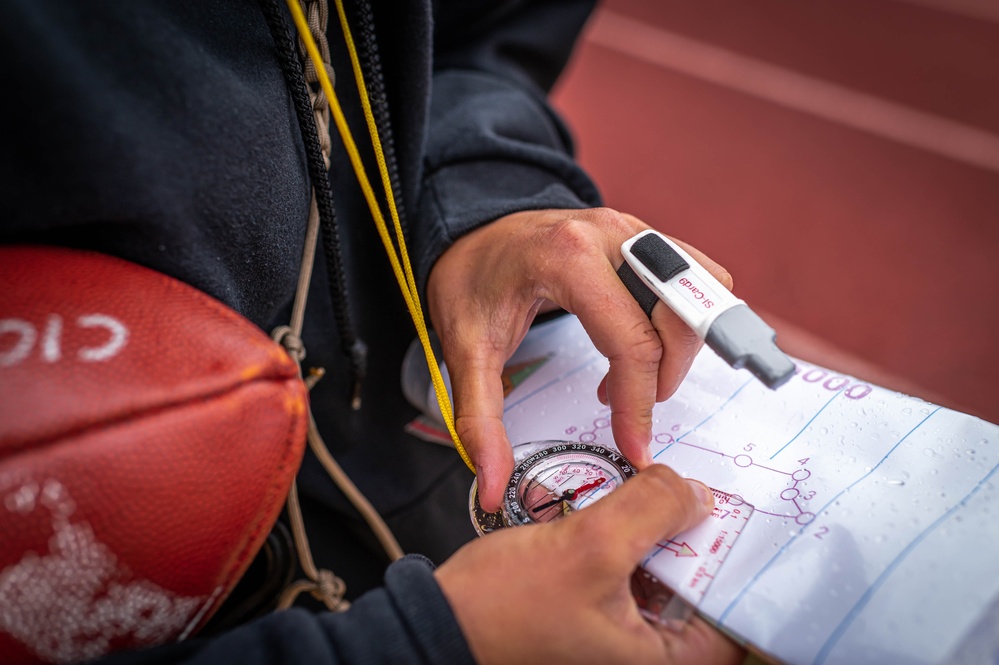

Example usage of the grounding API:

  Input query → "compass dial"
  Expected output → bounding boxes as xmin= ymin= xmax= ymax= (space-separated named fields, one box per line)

xmin=504 ymin=442 xmax=637 ymax=526
xmin=467 ymin=440 xmax=696 ymax=631
xmin=469 ymin=440 xmax=637 ymax=535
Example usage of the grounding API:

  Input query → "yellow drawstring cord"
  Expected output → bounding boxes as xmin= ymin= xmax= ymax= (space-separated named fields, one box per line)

xmin=284 ymin=0 xmax=475 ymax=475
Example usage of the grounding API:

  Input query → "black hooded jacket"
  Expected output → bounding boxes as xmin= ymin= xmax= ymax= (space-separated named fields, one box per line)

xmin=0 ymin=0 xmax=600 ymax=662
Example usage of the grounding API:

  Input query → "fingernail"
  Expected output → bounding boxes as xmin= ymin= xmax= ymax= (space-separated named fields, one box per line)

xmin=685 ymin=479 xmax=714 ymax=509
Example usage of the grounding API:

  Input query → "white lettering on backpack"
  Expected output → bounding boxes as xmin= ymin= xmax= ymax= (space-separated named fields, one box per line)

xmin=0 ymin=315 xmax=129 ymax=367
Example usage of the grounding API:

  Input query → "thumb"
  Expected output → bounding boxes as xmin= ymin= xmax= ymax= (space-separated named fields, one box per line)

xmin=447 ymin=351 xmax=515 ymax=513
xmin=571 ymin=465 xmax=715 ymax=570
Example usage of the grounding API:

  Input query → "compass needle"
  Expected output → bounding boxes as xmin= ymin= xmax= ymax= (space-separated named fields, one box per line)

xmin=531 ymin=496 xmax=565 ymax=513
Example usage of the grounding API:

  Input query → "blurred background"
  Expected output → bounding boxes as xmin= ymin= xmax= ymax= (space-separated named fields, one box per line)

xmin=552 ymin=0 xmax=999 ymax=425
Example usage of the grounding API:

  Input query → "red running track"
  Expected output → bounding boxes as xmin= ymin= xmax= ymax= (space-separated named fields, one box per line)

xmin=553 ymin=0 xmax=999 ymax=424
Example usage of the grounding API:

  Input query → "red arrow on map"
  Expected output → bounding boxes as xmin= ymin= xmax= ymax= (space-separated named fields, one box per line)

xmin=653 ymin=539 xmax=697 ymax=558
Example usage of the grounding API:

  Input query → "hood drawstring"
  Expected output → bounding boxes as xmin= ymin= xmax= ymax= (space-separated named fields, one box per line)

xmin=261 ymin=0 xmax=367 ymax=410
xmin=353 ymin=0 xmax=409 ymax=239
xmin=285 ymin=0 xmax=476 ymax=472
xmin=260 ymin=0 xmax=404 ymax=615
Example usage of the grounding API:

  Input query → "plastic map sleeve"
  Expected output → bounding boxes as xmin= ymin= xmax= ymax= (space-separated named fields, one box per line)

xmin=409 ymin=314 xmax=999 ymax=665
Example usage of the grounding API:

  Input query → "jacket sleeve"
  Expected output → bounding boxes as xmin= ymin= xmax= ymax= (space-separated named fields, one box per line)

xmin=98 ymin=556 xmax=475 ymax=665
xmin=413 ymin=0 xmax=603 ymax=292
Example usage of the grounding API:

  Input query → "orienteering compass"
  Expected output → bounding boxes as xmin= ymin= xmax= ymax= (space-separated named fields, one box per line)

xmin=468 ymin=440 xmax=689 ymax=629
xmin=507 ymin=441 xmax=633 ymax=527
xmin=468 ymin=439 xmax=755 ymax=631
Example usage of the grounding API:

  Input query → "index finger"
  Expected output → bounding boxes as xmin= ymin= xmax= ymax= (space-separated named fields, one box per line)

xmin=533 ymin=214 xmax=658 ymax=466
xmin=569 ymin=260 xmax=665 ymax=467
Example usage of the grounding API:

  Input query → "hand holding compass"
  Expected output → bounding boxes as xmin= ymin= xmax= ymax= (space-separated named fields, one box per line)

xmin=438 ymin=462 xmax=744 ymax=665
xmin=468 ymin=440 xmax=731 ymax=635
xmin=471 ymin=441 xmax=638 ymax=533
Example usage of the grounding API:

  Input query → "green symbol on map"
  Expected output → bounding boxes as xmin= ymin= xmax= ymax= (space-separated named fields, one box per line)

xmin=501 ymin=355 xmax=551 ymax=398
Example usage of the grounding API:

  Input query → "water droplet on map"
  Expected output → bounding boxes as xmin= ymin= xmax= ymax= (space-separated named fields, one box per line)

xmin=886 ymin=479 xmax=905 ymax=486
xmin=902 ymin=407 xmax=912 ymax=415
xmin=923 ymin=448 xmax=941 ymax=460
xmin=819 ymin=427 xmax=829 ymax=435
xmin=977 ymin=438 xmax=989 ymax=446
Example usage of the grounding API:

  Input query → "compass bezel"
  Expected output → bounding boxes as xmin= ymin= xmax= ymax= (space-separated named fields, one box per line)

xmin=501 ymin=441 xmax=638 ymax=527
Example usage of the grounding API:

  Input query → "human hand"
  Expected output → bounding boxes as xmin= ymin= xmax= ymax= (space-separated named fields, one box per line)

xmin=435 ymin=465 xmax=745 ymax=665
xmin=426 ymin=208 xmax=733 ymax=511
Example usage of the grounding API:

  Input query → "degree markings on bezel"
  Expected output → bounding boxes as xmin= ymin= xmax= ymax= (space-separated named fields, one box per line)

xmin=504 ymin=442 xmax=637 ymax=526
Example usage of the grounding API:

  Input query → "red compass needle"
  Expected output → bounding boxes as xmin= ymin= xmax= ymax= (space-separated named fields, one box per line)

xmin=530 ymin=478 xmax=607 ymax=514
xmin=565 ymin=477 xmax=606 ymax=499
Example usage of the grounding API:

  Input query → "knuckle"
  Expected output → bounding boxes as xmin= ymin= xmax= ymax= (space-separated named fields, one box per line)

xmin=669 ymin=323 xmax=702 ymax=358
xmin=643 ymin=463 xmax=682 ymax=490
xmin=453 ymin=415 xmax=478 ymax=440
xmin=542 ymin=216 xmax=601 ymax=258
xmin=539 ymin=208 xmax=640 ymax=258
xmin=622 ymin=321 xmax=664 ymax=365
xmin=453 ymin=413 xmax=502 ymax=444
xmin=586 ymin=207 xmax=630 ymax=232
xmin=589 ymin=207 xmax=646 ymax=243
xmin=643 ymin=465 xmax=699 ymax=520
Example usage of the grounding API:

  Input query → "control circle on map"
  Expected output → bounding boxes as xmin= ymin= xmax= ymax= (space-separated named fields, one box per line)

xmin=469 ymin=440 xmax=637 ymax=535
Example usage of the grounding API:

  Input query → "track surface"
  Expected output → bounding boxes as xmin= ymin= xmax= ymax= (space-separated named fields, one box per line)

xmin=553 ymin=0 xmax=999 ymax=423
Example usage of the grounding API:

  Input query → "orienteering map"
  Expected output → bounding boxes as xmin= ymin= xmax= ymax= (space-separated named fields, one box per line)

xmin=432 ymin=314 xmax=999 ymax=665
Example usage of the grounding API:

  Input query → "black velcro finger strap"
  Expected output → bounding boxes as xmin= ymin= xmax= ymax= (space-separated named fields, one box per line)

xmin=631 ymin=233 xmax=689 ymax=282
xmin=618 ymin=233 xmax=690 ymax=319
xmin=617 ymin=261 xmax=659 ymax=318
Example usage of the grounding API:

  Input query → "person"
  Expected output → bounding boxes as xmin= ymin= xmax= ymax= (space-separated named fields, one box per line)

xmin=0 ymin=0 xmax=744 ymax=663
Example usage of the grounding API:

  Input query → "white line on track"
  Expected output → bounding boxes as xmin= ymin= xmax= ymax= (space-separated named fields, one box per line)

xmin=889 ymin=0 xmax=999 ymax=24
xmin=587 ymin=10 xmax=999 ymax=174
